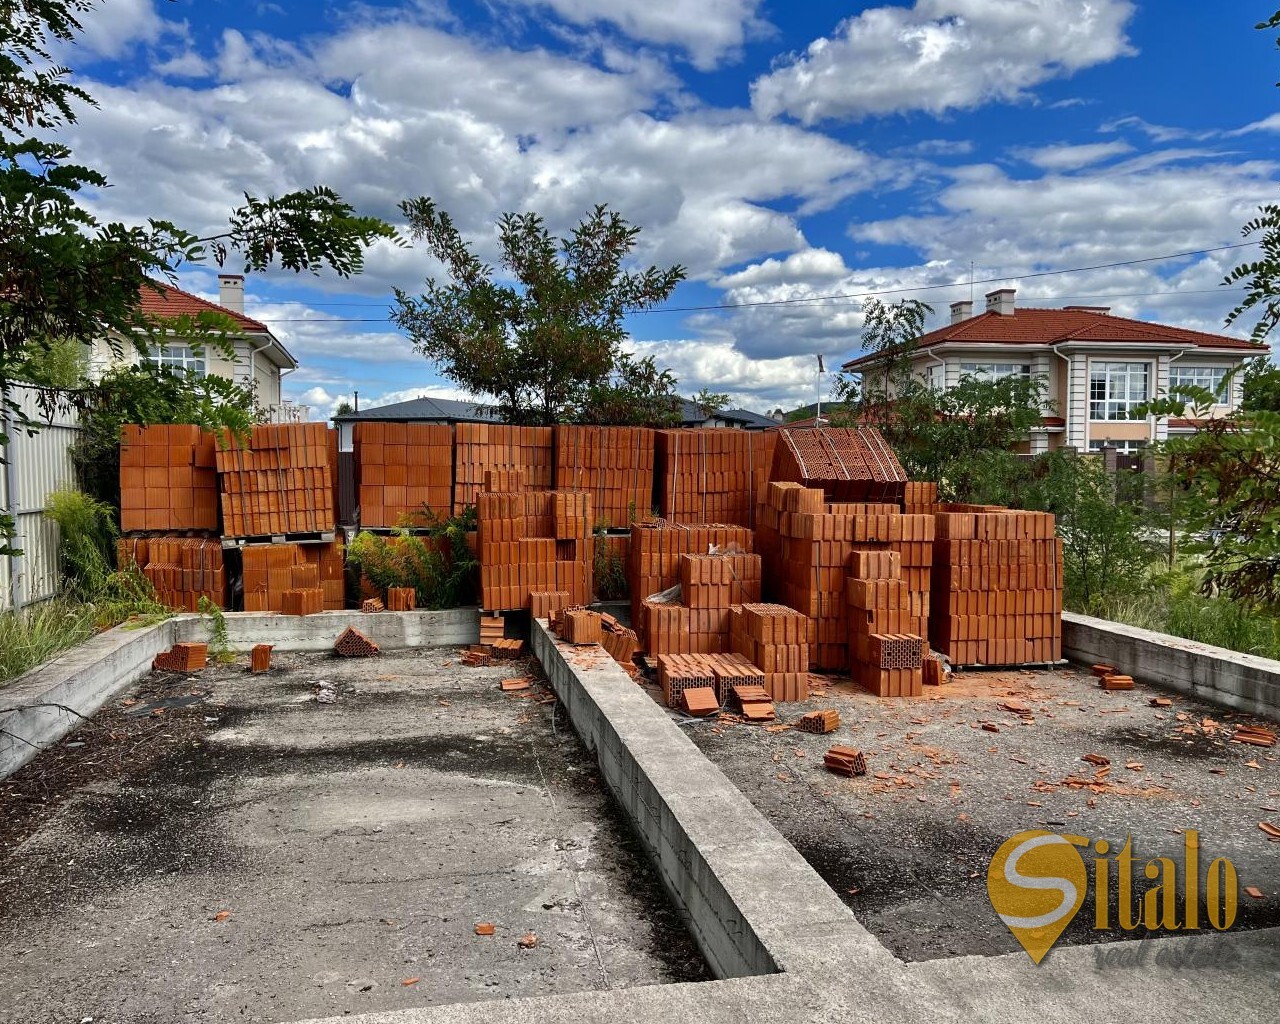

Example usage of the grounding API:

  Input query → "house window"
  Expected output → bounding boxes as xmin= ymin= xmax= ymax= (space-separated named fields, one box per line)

xmin=145 ymin=344 xmax=205 ymax=376
xmin=960 ymin=362 xmax=1032 ymax=380
xmin=925 ymin=363 xmax=944 ymax=390
xmin=1089 ymin=361 xmax=1148 ymax=420
xmin=1169 ymin=365 xmax=1229 ymax=398
xmin=1088 ymin=439 xmax=1148 ymax=454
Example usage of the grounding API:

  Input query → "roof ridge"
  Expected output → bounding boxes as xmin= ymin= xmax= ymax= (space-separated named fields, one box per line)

xmin=141 ymin=278 xmax=272 ymax=334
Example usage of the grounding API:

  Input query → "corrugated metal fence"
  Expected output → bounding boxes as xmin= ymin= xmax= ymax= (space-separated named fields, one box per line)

xmin=1 ymin=387 xmax=81 ymax=611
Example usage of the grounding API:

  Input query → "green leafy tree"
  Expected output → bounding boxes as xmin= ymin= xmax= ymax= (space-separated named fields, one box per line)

xmin=1242 ymin=356 xmax=1280 ymax=412
xmin=392 ymin=200 xmax=686 ymax=425
xmin=333 ymin=399 xmax=355 ymax=417
xmin=689 ymin=387 xmax=730 ymax=418
xmin=577 ymin=352 xmax=682 ymax=426
xmin=1 ymin=0 xmax=397 ymax=441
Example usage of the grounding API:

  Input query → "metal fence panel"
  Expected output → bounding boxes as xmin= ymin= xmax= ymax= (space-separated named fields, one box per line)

xmin=1 ymin=388 xmax=82 ymax=611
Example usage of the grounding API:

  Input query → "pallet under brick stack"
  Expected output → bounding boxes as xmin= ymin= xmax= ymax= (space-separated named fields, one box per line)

xmin=476 ymin=489 xmax=592 ymax=611
xmin=554 ymin=426 xmax=654 ymax=529
xmin=118 ymin=425 xmax=219 ymax=532
xmin=454 ymin=425 xmax=553 ymax=514
xmin=930 ymin=505 xmax=1063 ymax=667
xmin=354 ymin=422 xmax=452 ymax=527
xmin=216 ymin=424 xmax=336 ymax=538
xmin=654 ymin=429 xmax=775 ymax=527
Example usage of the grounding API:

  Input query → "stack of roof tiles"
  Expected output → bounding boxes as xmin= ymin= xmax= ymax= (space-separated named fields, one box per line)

xmin=627 ymin=522 xmax=754 ymax=648
xmin=454 ymin=424 xmax=553 ymax=513
xmin=554 ymin=426 xmax=654 ymax=529
xmin=118 ymin=536 xmax=225 ymax=610
xmin=654 ymin=428 xmax=776 ymax=527
xmin=769 ymin=426 xmax=906 ymax=504
xmin=729 ymin=603 xmax=813 ymax=703
xmin=215 ymin=423 xmax=336 ymax=537
xmin=757 ymin=481 xmax=933 ymax=670
xmin=242 ymin=541 xmax=343 ymax=613
xmin=476 ymin=489 xmax=592 ymax=610
xmin=930 ymin=505 xmax=1063 ymax=666
xmin=354 ymin=421 xmax=452 ymax=526
xmin=119 ymin=425 xmax=219 ymax=532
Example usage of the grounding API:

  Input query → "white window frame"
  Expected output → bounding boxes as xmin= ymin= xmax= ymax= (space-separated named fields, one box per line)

xmin=144 ymin=343 xmax=206 ymax=376
xmin=1168 ymin=365 xmax=1229 ymax=399
xmin=925 ymin=362 xmax=944 ymax=390
xmin=1088 ymin=439 xmax=1147 ymax=454
xmin=959 ymin=361 xmax=1032 ymax=381
xmin=1089 ymin=361 xmax=1149 ymax=421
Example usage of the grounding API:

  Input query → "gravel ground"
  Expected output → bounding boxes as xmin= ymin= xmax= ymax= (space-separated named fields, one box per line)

xmin=0 ymin=647 xmax=708 ymax=1024
xmin=679 ymin=663 xmax=1280 ymax=961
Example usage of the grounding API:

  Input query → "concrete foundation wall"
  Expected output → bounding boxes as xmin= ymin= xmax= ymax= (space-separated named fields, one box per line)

xmin=172 ymin=607 xmax=480 ymax=651
xmin=1062 ymin=610 xmax=1280 ymax=720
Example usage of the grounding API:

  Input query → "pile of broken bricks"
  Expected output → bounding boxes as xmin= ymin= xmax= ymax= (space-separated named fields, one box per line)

xmin=550 ymin=607 xmax=641 ymax=677
xmin=1091 ymin=663 xmax=1134 ymax=690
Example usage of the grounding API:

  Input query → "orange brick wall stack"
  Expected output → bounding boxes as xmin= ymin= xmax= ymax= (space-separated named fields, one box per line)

xmin=216 ymin=424 xmax=335 ymax=537
xmin=554 ymin=426 xmax=655 ymax=529
xmin=454 ymin=424 xmax=553 ymax=513
xmin=118 ymin=536 xmax=226 ymax=610
xmin=242 ymin=542 xmax=332 ymax=612
xmin=119 ymin=425 xmax=219 ymax=532
xmin=729 ymin=603 xmax=812 ymax=702
xmin=846 ymin=566 xmax=924 ymax=697
xmin=930 ymin=506 xmax=1063 ymax=666
xmin=476 ymin=490 xmax=592 ymax=611
xmin=354 ymin=422 xmax=452 ymax=527
xmin=627 ymin=522 xmax=754 ymax=647
xmin=769 ymin=426 xmax=906 ymax=504
xmin=299 ymin=539 xmax=345 ymax=610
xmin=902 ymin=480 xmax=940 ymax=516
xmin=654 ymin=429 xmax=775 ymax=527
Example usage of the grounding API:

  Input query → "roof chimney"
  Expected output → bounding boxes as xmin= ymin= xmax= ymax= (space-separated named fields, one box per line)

xmin=950 ymin=300 xmax=973 ymax=324
xmin=218 ymin=273 xmax=244 ymax=314
xmin=985 ymin=288 xmax=1015 ymax=316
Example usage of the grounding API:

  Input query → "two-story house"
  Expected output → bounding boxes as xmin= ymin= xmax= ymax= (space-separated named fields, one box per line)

xmin=89 ymin=274 xmax=299 ymax=419
xmin=841 ymin=288 xmax=1270 ymax=453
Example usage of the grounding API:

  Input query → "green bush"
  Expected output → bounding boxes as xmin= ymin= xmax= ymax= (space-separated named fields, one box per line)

xmin=592 ymin=534 xmax=628 ymax=600
xmin=0 ymin=599 xmax=98 ymax=684
xmin=346 ymin=508 xmax=479 ymax=610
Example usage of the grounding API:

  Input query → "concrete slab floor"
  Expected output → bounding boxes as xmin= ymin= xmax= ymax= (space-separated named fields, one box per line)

xmin=678 ymin=664 xmax=1280 ymax=962
xmin=0 ymin=648 xmax=708 ymax=1024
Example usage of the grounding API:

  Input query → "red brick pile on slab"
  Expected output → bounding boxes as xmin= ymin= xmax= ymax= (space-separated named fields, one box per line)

xmin=729 ymin=603 xmax=812 ymax=703
xmin=119 ymin=424 xmax=220 ymax=532
xmin=798 ymin=708 xmax=841 ymax=734
xmin=119 ymin=536 xmax=227 ymax=611
xmin=242 ymin=542 xmax=343 ymax=613
xmin=731 ymin=683 xmax=777 ymax=722
xmin=682 ymin=552 xmax=762 ymax=607
xmin=756 ymin=480 xmax=933 ymax=671
xmin=554 ymin=426 xmax=655 ymax=530
xmin=361 ymin=597 xmax=385 ymax=613
xmin=250 ymin=644 xmax=272 ymax=673
xmin=215 ymin=423 xmax=336 ymax=537
xmin=530 ymin=590 xmax=571 ymax=620
xmin=1100 ymin=673 xmax=1134 ymax=690
xmin=354 ymin=421 xmax=453 ymax=527
xmin=709 ymin=652 xmax=765 ymax=705
xmin=334 ymin=626 xmax=379 ymax=657
xmin=769 ymin=426 xmax=906 ymax=505
xmin=477 ymin=490 xmax=592 ymax=611
xmin=386 ymin=587 xmax=416 ymax=611
xmin=681 ymin=686 xmax=720 ymax=716
xmin=601 ymin=624 xmax=639 ymax=666
xmin=561 ymin=608 xmax=603 ymax=645
xmin=479 ymin=614 xmax=505 ymax=645
xmin=152 ymin=642 xmax=209 ymax=673
xmin=301 ymin=539 xmax=346 ymax=610
xmin=485 ymin=469 xmax=525 ymax=492
xmin=930 ymin=506 xmax=1062 ymax=666
xmin=628 ymin=522 xmax=755 ymax=650
xmin=654 ymin=428 xmax=776 ymax=527
xmin=491 ymin=638 xmax=525 ymax=658
xmin=824 ymin=745 xmax=867 ymax=777
xmin=846 ymin=574 xmax=923 ymax=697
xmin=657 ymin=653 xmax=717 ymax=708
xmin=462 ymin=646 xmax=492 ymax=666
xmin=455 ymin=424 xmax=553 ymax=514
xmin=281 ymin=587 xmax=324 ymax=616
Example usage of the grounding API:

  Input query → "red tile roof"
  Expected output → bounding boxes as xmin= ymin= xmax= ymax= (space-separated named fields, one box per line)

xmin=138 ymin=281 xmax=271 ymax=334
xmin=842 ymin=306 xmax=1266 ymax=370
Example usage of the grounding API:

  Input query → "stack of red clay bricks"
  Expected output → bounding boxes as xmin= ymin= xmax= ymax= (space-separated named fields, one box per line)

xmin=386 ymin=587 xmax=415 ymax=611
xmin=845 ymin=549 xmax=926 ymax=696
xmin=758 ymin=481 xmax=933 ymax=671
xmin=554 ymin=426 xmax=654 ymax=529
xmin=640 ymin=550 xmax=762 ymax=656
xmin=454 ymin=424 xmax=553 ymax=513
xmin=118 ymin=537 xmax=226 ymax=610
xmin=654 ymin=428 xmax=776 ymax=527
xmin=628 ymin=522 xmax=754 ymax=647
xmin=215 ymin=424 xmax=336 ymax=537
xmin=729 ymin=603 xmax=812 ymax=702
xmin=530 ymin=589 xmax=571 ymax=620
xmin=930 ymin=505 xmax=1063 ymax=666
xmin=301 ymin=539 xmax=345 ymax=610
xmin=153 ymin=642 xmax=208 ymax=672
xmin=242 ymin=543 xmax=331 ymax=613
xmin=476 ymin=490 xmax=592 ymax=610
xmin=656 ymin=651 xmax=763 ymax=707
xmin=769 ymin=426 xmax=906 ymax=504
xmin=354 ymin=421 xmax=452 ymax=526
xmin=119 ymin=425 xmax=219 ymax=532
xmin=903 ymin=480 xmax=940 ymax=516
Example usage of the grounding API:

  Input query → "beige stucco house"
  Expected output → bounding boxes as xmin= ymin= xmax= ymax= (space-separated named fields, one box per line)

xmin=90 ymin=274 xmax=298 ymax=418
xmin=841 ymin=288 xmax=1270 ymax=453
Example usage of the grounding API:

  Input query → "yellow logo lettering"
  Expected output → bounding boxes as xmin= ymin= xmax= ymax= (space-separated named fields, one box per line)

xmin=987 ymin=830 xmax=1087 ymax=964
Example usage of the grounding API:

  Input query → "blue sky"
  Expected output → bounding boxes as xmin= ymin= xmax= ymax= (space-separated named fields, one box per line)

xmin=63 ymin=1 xmax=1280 ymax=417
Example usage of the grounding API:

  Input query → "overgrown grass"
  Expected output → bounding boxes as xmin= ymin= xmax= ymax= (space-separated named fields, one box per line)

xmin=1084 ymin=566 xmax=1280 ymax=661
xmin=0 ymin=599 xmax=98 ymax=685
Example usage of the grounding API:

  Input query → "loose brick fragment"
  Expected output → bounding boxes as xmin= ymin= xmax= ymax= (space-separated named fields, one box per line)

xmin=1100 ymin=673 xmax=1134 ymax=691
xmin=501 ymin=677 xmax=532 ymax=692
xmin=1244 ymin=886 xmax=1266 ymax=899
xmin=681 ymin=686 xmax=720 ymax=716
xmin=334 ymin=627 xmax=380 ymax=658
xmin=250 ymin=644 xmax=272 ymax=673
xmin=823 ymin=744 xmax=867 ymax=777
xmin=1234 ymin=724 xmax=1276 ymax=748
xmin=1090 ymin=664 xmax=1117 ymax=677
xmin=362 ymin=598 xmax=385 ymax=613
xmin=1149 ymin=696 xmax=1172 ymax=708
xmin=474 ymin=923 xmax=495 ymax=936
xmin=1082 ymin=752 xmax=1111 ymax=767
xmin=798 ymin=709 xmax=841 ymax=734
xmin=742 ymin=701 xmax=777 ymax=723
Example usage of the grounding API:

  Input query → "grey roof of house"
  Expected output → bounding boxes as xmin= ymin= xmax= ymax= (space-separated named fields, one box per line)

xmin=332 ymin=396 xmax=502 ymax=423
xmin=678 ymin=400 xmax=777 ymax=429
